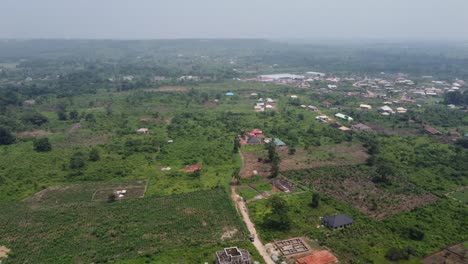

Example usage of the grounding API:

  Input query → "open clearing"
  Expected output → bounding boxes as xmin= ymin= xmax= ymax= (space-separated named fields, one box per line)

xmin=16 ymin=130 xmax=60 ymax=138
xmin=1 ymin=189 xmax=246 ymax=263
xmin=240 ymin=150 xmax=271 ymax=178
xmin=25 ymin=181 xmax=147 ymax=207
xmin=422 ymin=243 xmax=468 ymax=264
xmin=279 ymin=143 xmax=368 ymax=171
xmin=147 ymin=86 xmax=189 ymax=92
xmin=92 ymin=186 xmax=146 ymax=201
xmin=447 ymin=187 xmax=468 ymax=204
xmin=284 ymin=165 xmax=439 ymax=219
xmin=0 ymin=245 xmax=10 ymax=259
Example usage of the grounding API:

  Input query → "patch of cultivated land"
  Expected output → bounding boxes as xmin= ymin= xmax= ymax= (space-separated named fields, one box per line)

xmin=0 ymin=189 xmax=246 ymax=263
xmin=422 ymin=243 xmax=468 ymax=264
xmin=279 ymin=143 xmax=368 ymax=171
xmin=284 ymin=165 xmax=439 ymax=220
xmin=240 ymin=150 xmax=271 ymax=178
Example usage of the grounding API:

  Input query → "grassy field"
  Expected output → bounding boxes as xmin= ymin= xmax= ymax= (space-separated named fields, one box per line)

xmin=248 ymin=192 xmax=467 ymax=263
xmin=0 ymin=188 xmax=263 ymax=264
xmin=447 ymin=188 xmax=468 ymax=204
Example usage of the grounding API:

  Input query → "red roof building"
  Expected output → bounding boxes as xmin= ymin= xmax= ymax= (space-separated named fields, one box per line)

xmin=249 ymin=129 xmax=263 ymax=136
xmin=423 ymin=125 xmax=443 ymax=135
xmin=180 ymin=165 xmax=202 ymax=172
xmin=296 ymin=250 xmax=338 ymax=264
xmin=321 ymin=101 xmax=332 ymax=108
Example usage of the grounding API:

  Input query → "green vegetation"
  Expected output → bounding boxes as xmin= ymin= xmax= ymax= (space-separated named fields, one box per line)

xmin=1 ymin=40 xmax=467 ymax=263
xmin=0 ymin=189 xmax=255 ymax=263
xmin=249 ymin=192 xmax=467 ymax=263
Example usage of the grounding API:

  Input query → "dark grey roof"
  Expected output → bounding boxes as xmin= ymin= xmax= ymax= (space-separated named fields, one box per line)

xmin=323 ymin=214 xmax=353 ymax=228
xmin=247 ymin=136 xmax=261 ymax=144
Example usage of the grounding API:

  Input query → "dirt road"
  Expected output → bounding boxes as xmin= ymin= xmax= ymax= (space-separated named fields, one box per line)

xmin=231 ymin=186 xmax=275 ymax=264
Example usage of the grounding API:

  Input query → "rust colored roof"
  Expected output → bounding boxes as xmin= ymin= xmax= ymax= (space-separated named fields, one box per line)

xmin=296 ymin=250 xmax=338 ymax=264
xmin=180 ymin=165 xmax=202 ymax=172
xmin=423 ymin=125 xmax=442 ymax=135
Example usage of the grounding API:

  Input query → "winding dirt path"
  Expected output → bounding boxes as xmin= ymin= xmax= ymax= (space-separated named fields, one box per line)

xmin=231 ymin=186 xmax=274 ymax=264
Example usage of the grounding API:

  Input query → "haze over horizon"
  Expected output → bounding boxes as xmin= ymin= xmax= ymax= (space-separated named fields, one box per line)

xmin=1 ymin=0 xmax=468 ymax=41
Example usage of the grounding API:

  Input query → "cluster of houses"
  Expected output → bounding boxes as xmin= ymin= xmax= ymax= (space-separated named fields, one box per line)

xmin=253 ymin=97 xmax=276 ymax=112
xmin=239 ymin=129 xmax=287 ymax=147
xmin=358 ymin=103 xmax=408 ymax=115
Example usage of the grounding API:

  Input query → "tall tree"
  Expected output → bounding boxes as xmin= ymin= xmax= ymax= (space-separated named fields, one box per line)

xmin=0 ymin=126 xmax=15 ymax=145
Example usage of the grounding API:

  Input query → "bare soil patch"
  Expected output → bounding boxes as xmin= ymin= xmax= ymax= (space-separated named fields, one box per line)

xmin=0 ymin=245 xmax=10 ymax=259
xmin=279 ymin=143 xmax=368 ymax=171
xmin=221 ymin=227 xmax=239 ymax=240
xmin=240 ymin=151 xmax=271 ymax=178
xmin=147 ymin=86 xmax=189 ymax=92
xmin=68 ymin=123 xmax=82 ymax=134
xmin=16 ymin=130 xmax=60 ymax=138
xmin=140 ymin=117 xmax=169 ymax=124
xmin=423 ymin=243 xmax=468 ymax=264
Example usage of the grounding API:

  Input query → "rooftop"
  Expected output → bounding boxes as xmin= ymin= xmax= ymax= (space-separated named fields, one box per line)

xmin=322 ymin=214 xmax=353 ymax=229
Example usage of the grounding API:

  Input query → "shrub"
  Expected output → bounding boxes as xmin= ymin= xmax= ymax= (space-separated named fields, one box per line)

xmin=33 ymin=138 xmax=52 ymax=152
xmin=70 ymin=152 xmax=86 ymax=169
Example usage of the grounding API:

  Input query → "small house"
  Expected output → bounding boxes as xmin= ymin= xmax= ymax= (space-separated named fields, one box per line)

xmin=335 ymin=113 xmax=353 ymax=121
xmin=321 ymin=101 xmax=332 ymax=108
xmin=273 ymin=138 xmax=287 ymax=147
xmin=247 ymin=136 xmax=261 ymax=145
xmin=249 ymin=129 xmax=263 ymax=136
xmin=423 ymin=125 xmax=442 ymax=135
xmin=315 ymin=115 xmax=329 ymax=123
xmin=136 ymin=128 xmax=149 ymax=134
xmin=322 ymin=214 xmax=353 ymax=229
xmin=307 ymin=105 xmax=318 ymax=111
xmin=380 ymin=105 xmax=395 ymax=114
xmin=396 ymin=107 xmax=407 ymax=114
xmin=359 ymin=104 xmax=372 ymax=110
xmin=226 ymin=92 xmax=234 ymax=96
xmin=254 ymin=105 xmax=264 ymax=112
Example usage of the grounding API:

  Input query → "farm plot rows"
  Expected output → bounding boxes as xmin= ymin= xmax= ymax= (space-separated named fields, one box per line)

xmin=0 ymin=189 xmax=246 ymax=263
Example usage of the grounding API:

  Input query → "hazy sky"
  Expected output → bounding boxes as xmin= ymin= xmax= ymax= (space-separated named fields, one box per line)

xmin=1 ymin=0 xmax=468 ymax=40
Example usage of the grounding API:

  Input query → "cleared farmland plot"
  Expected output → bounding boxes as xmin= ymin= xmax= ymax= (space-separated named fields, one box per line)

xmin=0 ymin=189 xmax=246 ymax=263
xmin=284 ymin=165 xmax=439 ymax=220
xmin=24 ymin=181 xmax=147 ymax=207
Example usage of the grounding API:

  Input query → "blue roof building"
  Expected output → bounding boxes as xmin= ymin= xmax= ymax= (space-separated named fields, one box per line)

xmin=226 ymin=92 xmax=234 ymax=96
